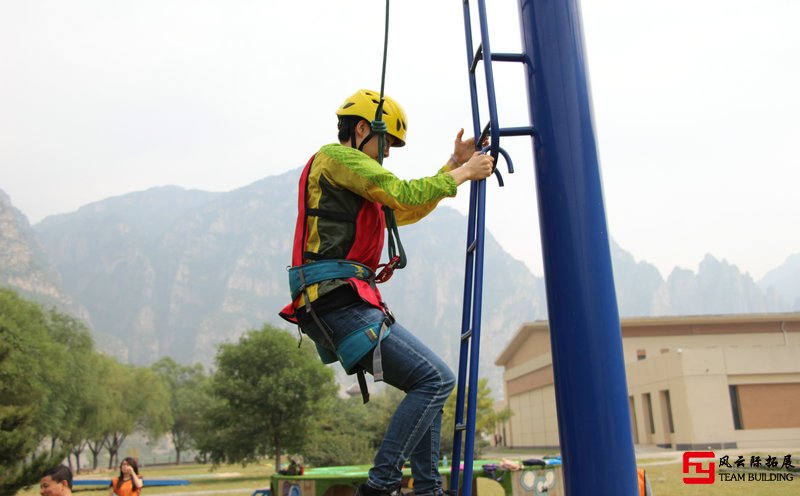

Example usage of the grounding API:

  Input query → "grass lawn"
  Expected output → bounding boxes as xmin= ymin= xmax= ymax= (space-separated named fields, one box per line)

xmin=16 ymin=457 xmax=798 ymax=495
xmin=17 ymin=462 xmax=275 ymax=496
xmin=644 ymin=463 xmax=798 ymax=495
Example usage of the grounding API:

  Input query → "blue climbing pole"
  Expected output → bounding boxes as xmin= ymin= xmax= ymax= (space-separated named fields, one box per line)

xmin=518 ymin=0 xmax=638 ymax=493
xmin=451 ymin=1 xmax=638 ymax=495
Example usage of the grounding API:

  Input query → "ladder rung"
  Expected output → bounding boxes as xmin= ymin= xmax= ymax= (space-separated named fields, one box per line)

xmin=455 ymin=423 xmax=467 ymax=432
xmin=491 ymin=53 xmax=526 ymax=63
xmin=461 ymin=329 xmax=472 ymax=341
xmin=469 ymin=44 xmax=483 ymax=74
xmin=499 ymin=126 xmax=536 ymax=137
xmin=469 ymin=50 xmax=525 ymax=76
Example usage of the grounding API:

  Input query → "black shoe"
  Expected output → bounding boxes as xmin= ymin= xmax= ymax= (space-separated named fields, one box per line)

xmin=355 ymin=483 xmax=403 ymax=496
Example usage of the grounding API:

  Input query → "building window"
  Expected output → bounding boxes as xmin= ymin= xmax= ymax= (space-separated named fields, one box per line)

xmin=643 ymin=393 xmax=655 ymax=434
xmin=637 ymin=349 xmax=646 ymax=361
xmin=730 ymin=383 xmax=800 ymax=429
xmin=730 ymin=385 xmax=743 ymax=430
xmin=629 ymin=396 xmax=639 ymax=444
xmin=661 ymin=390 xmax=675 ymax=433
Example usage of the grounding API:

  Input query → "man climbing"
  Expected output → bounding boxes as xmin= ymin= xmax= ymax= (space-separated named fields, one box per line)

xmin=280 ymin=89 xmax=493 ymax=496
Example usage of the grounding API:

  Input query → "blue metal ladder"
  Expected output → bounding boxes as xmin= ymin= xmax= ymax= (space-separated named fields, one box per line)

xmin=449 ymin=2 xmax=534 ymax=496
xmin=451 ymin=1 xmax=640 ymax=494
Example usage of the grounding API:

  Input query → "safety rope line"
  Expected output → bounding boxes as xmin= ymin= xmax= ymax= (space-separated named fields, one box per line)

xmin=371 ymin=0 xmax=407 ymax=283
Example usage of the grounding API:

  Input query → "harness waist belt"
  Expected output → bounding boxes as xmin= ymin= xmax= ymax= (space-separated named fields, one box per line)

xmin=288 ymin=259 xmax=374 ymax=301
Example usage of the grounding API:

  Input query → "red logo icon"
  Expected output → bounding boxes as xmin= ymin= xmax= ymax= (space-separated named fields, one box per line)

xmin=683 ymin=451 xmax=716 ymax=484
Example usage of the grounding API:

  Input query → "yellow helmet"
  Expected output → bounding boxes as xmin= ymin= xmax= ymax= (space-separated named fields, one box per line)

xmin=336 ymin=89 xmax=407 ymax=147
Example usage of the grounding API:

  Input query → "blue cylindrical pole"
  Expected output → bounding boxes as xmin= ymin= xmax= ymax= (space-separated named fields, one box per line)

xmin=517 ymin=1 xmax=638 ymax=494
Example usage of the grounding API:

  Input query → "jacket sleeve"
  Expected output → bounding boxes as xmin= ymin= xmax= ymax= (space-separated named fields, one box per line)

xmin=318 ymin=144 xmax=458 ymax=226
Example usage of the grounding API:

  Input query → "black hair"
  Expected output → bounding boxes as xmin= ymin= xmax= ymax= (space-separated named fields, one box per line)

xmin=44 ymin=465 xmax=73 ymax=490
xmin=116 ymin=457 xmax=140 ymax=489
xmin=337 ymin=115 xmax=365 ymax=146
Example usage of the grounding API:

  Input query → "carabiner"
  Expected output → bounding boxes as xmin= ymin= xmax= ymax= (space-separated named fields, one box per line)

xmin=375 ymin=255 xmax=401 ymax=283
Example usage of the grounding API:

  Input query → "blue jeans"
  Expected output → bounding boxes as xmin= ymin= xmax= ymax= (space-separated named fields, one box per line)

xmin=301 ymin=301 xmax=455 ymax=496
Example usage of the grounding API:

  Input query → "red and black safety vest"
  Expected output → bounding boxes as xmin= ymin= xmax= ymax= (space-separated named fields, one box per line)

xmin=279 ymin=154 xmax=386 ymax=323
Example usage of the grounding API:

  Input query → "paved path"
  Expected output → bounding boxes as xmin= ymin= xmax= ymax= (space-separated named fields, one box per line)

xmin=153 ymin=489 xmax=258 ymax=496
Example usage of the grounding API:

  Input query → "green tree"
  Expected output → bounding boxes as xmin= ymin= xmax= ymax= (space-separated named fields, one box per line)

xmin=304 ymin=396 xmax=373 ymax=467
xmin=84 ymin=354 xmax=120 ymax=470
xmin=152 ymin=357 xmax=211 ymax=464
xmin=0 ymin=289 xmax=68 ymax=495
xmin=303 ymin=386 xmax=409 ymax=467
xmin=102 ymin=363 xmax=172 ymax=468
xmin=361 ymin=387 xmax=404 ymax=452
xmin=441 ymin=378 xmax=512 ymax=457
xmin=61 ymin=353 xmax=104 ymax=473
xmin=203 ymin=325 xmax=337 ymax=470
xmin=42 ymin=309 xmax=96 ymax=472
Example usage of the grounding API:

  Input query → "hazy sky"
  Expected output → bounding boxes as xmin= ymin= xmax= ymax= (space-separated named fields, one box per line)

xmin=1 ymin=0 xmax=798 ymax=280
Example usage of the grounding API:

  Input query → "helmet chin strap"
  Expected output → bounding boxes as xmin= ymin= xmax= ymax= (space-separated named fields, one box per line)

xmin=358 ymin=132 xmax=376 ymax=152
xmin=350 ymin=122 xmax=359 ymax=149
xmin=353 ymin=119 xmax=379 ymax=154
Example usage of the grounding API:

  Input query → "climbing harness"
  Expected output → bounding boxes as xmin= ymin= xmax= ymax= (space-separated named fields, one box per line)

xmin=289 ymin=259 xmax=394 ymax=403
xmin=284 ymin=0 xmax=408 ymax=404
xmin=280 ymin=148 xmax=397 ymax=404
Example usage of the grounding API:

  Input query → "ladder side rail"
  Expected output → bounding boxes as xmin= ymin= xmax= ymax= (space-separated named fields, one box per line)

xmin=454 ymin=0 xmax=507 ymax=493
xmin=461 ymin=3 xmax=500 ymax=496
xmin=461 ymin=0 xmax=483 ymax=142
xmin=460 ymin=181 xmax=488 ymax=496
xmin=450 ymin=0 xmax=484 ymax=492
xmin=476 ymin=0 xmax=501 ymax=160
xmin=449 ymin=180 xmax=478 ymax=494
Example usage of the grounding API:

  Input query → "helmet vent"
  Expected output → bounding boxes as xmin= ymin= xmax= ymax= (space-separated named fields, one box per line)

xmin=342 ymin=102 xmax=355 ymax=109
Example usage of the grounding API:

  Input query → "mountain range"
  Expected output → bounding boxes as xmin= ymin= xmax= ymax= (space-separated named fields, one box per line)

xmin=1 ymin=172 xmax=798 ymax=390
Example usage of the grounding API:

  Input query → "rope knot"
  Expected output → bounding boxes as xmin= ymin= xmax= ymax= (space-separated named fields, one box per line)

xmin=370 ymin=119 xmax=388 ymax=134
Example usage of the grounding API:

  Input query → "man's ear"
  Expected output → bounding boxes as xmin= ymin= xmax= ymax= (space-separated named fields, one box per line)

xmin=355 ymin=119 xmax=371 ymax=138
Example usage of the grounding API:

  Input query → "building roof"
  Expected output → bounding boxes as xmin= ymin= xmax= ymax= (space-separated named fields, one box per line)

xmin=495 ymin=312 xmax=800 ymax=366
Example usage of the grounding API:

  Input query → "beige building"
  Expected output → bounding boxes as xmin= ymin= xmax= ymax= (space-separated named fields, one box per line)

xmin=495 ymin=313 xmax=800 ymax=450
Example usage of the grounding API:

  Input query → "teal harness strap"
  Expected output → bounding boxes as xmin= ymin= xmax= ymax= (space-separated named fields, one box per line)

xmin=288 ymin=259 xmax=394 ymax=403
xmin=297 ymin=265 xmax=339 ymax=356
xmin=372 ymin=320 xmax=390 ymax=382
xmin=289 ymin=259 xmax=374 ymax=301
xmin=336 ymin=320 xmax=392 ymax=374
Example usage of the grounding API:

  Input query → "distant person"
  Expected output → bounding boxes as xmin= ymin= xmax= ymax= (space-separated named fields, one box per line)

xmin=109 ymin=457 xmax=143 ymax=496
xmin=280 ymin=89 xmax=493 ymax=496
xmin=638 ymin=468 xmax=653 ymax=495
xmin=39 ymin=465 xmax=73 ymax=496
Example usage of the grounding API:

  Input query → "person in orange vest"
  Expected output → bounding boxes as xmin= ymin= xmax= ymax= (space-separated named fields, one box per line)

xmin=638 ymin=468 xmax=653 ymax=495
xmin=108 ymin=457 xmax=143 ymax=496
xmin=281 ymin=89 xmax=493 ymax=496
